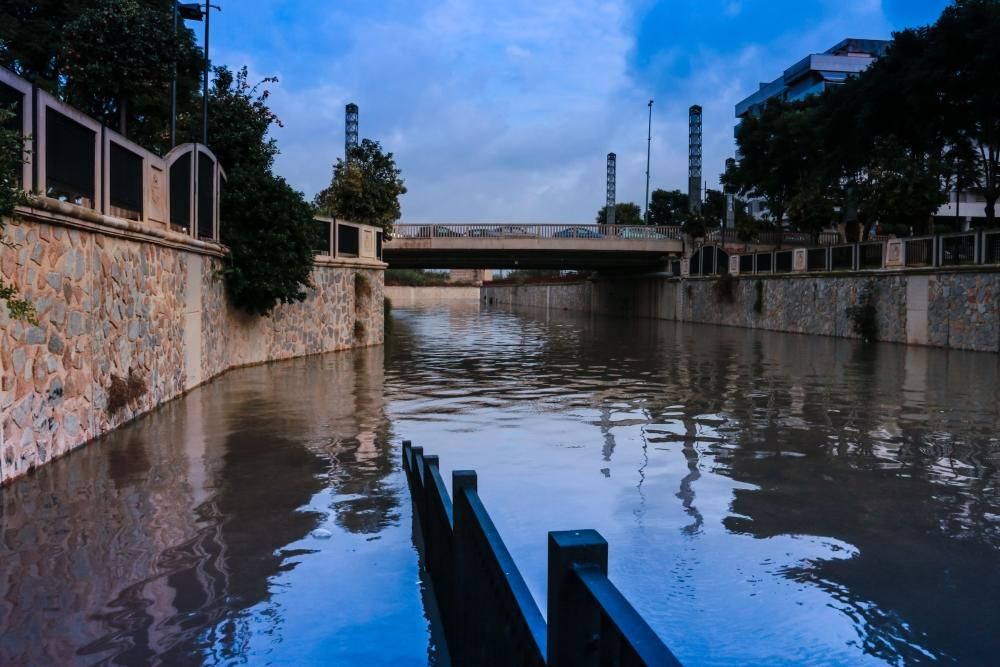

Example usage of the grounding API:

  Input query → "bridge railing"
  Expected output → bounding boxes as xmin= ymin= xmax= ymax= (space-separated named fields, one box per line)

xmin=392 ymin=224 xmax=682 ymax=241
xmin=403 ymin=440 xmax=681 ymax=667
xmin=704 ymin=228 xmax=842 ymax=246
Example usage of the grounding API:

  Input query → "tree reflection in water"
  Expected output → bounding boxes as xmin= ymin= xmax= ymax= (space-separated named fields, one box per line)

xmin=0 ymin=346 xmax=418 ymax=666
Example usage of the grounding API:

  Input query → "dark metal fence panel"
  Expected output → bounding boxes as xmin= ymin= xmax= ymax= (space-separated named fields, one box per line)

xmin=774 ymin=250 xmax=793 ymax=273
xmin=806 ymin=248 xmax=827 ymax=271
xmin=376 ymin=231 xmax=383 ymax=261
xmin=45 ymin=108 xmax=96 ymax=206
xmin=859 ymin=242 xmax=884 ymax=269
xmin=197 ymin=152 xmax=215 ymax=240
xmin=830 ymin=245 xmax=854 ymax=271
xmin=755 ymin=252 xmax=772 ymax=273
xmin=904 ymin=237 xmax=935 ymax=267
xmin=313 ymin=219 xmax=332 ymax=254
xmin=689 ymin=250 xmax=701 ymax=276
xmin=338 ymin=223 xmax=360 ymax=256
xmin=108 ymin=141 xmax=143 ymax=220
xmin=548 ymin=531 xmax=680 ymax=667
xmin=984 ymin=232 xmax=1000 ymax=264
xmin=714 ymin=246 xmax=729 ymax=275
xmin=940 ymin=233 xmax=976 ymax=266
xmin=453 ymin=484 xmax=547 ymax=666
xmin=169 ymin=152 xmax=191 ymax=230
xmin=738 ymin=254 xmax=753 ymax=274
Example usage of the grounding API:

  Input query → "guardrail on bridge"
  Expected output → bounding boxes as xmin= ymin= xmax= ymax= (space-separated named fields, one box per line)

xmin=392 ymin=223 xmax=682 ymax=241
xmin=402 ymin=440 xmax=681 ymax=667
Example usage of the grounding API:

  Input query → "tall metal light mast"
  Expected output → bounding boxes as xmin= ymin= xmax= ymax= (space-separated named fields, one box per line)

xmin=345 ymin=103 xmax=359 ymax=160
xmin=688 ymin=105 xmax=703 ymax=213
xmin=606 ymin=152 xmax=617 ymax=225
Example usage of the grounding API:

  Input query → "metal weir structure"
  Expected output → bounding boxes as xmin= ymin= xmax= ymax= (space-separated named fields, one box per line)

xmin=345 ymin=102 xmax=359 ymax=159
xmin=606 ymin=152 xmax=617 ymax=225
xmin=688 ymin=105 xmax=702 ymax=213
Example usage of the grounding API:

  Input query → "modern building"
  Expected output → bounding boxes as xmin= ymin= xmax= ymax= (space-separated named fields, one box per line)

xmin=735 ymin=38 xmax=889 ymax=121
xmin=733 ymin=38 xmax=988 ymax=229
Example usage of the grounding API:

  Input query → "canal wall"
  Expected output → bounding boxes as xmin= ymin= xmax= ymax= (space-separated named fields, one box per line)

xmin=1 ymin=202 xmax=385 ymax=485
xmin=385 ymin=285 xmax=480 ymax=306
xmin=482 ymin=269 xmax=1000 ymax=353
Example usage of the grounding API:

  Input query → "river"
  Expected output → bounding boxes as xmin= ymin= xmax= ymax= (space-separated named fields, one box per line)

xmin=1 ymin=302 xmax=998 ymax=665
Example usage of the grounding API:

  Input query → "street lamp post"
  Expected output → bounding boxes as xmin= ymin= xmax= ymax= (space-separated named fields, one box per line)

xmin=645 ymin=99 xmax=653 ymax=224
xmin=171 ymin=2 xmax=220 ymax=148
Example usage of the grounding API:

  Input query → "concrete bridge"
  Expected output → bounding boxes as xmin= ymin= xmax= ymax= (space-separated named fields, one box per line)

xmin=383 ymin=224 xmax=684 ymax=270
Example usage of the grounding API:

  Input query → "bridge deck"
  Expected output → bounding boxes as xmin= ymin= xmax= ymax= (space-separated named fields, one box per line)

xmin=384 ymin=224 xmax=684 ymax=270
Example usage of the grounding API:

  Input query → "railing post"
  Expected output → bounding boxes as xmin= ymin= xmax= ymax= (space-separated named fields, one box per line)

xmin=547 ymin=529 xmax=609 ymax=667
xmin=452 ymin=470 xmax=478 ymax=666
xmin=411 ymin=446 xmax=425 ymax=508
xmin=402 ymin=439 xmax=412 ymax=472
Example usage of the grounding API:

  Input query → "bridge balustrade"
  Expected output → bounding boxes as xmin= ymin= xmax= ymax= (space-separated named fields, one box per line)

xmin=403 ymin=441 xmax=680 ymax=667
xmin=392 ymin=223 xmax=682 ymax=241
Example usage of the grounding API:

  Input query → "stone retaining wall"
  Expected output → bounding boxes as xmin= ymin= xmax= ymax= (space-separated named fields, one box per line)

xmin=1 ymin=206 xmax=384 ymax=485
xmin=482 ymin=270 xmax=1000 ymax=353
xmin=384 ymin=285 xmax=481 ymax=306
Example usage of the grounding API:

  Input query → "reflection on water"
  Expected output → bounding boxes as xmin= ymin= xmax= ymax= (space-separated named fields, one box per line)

xmin=0 ymin=347 xmax=433 ymax=666
xmin=386 ymin=303 xmax=1000 ymax=666
xmin=2 ymin=302 xmax=998 ymax=666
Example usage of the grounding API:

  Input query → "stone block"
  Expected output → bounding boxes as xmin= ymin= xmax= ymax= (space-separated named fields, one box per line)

xmin=793 ymin=248 xmax=807 ymax=272
xmin=885 ymin=239 xmax=904 ymax=268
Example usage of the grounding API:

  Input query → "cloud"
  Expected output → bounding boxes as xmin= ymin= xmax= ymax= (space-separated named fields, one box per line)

xmin=207 ymin=0 xmax=943 ymax=223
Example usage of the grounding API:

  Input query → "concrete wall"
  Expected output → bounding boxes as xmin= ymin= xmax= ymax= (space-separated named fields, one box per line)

xmin=385 ymin=285 xmax=480 ymax=306
xmin=1 ymin=204 xmax=385 ymax=485
xmin=482 ymin=270 xmax=1000 ymax=353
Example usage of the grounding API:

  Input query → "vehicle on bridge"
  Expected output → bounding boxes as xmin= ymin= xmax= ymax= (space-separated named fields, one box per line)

xmin=554 ymin=226 xmax=605 ymax=239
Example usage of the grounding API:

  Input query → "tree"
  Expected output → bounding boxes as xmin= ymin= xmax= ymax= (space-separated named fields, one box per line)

xmin=220 ymin=166 xmax=319 ymax=316
xmin=595 ymin=202 xmax=642 ymax=225
xmin=208 ymin=67 xmax=320 ymax=315
xmin=1 ymin=0 xmax=203 ymax=153
xmin=731 ymin=97 xmax=835 ymax=246
xmin=647 ymin=189 xmax=688 ymax=226
xmin=315 ymin=139 xmax=407 ymax=237
xmin=0 ymin=109 xmax=36 ymax=322
xmin=926 ymin=0 xmax=1000 ymax=223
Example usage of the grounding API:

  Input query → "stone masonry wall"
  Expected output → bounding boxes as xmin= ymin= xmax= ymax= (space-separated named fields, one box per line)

xmin=1 ymin=211 xmax=385 ymax=485
xmin=482 ymin=269 xmax=1000 ymax=353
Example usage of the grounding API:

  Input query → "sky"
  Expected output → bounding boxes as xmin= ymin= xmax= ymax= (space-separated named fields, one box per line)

xmin=206 ymin=0 xmax=950 ymax=223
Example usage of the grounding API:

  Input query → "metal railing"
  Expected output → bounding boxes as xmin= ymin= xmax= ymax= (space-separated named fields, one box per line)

xmin=392 ymin=224 xmax=682 ymax=241
xmin=705 ymin=229 xmax=841 ymax=246
xmin=718 ymin=229 xmax=1000 ymax=277
xmin=2 ymin=65 xmax=224 ymax=242
xmin=403 ymin=441 xmax=680 ymax=667
xmin=313 ymin=217 xmax=383 ymax=261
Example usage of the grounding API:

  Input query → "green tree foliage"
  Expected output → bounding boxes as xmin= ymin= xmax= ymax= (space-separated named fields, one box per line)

xmin=0 ymin=109 xmax=36 ymax=322
xmin=220 ymin=166 xmax=319 ymax=316
xmin=208 ymin=68 xmax=320 ymax=316
xmin=923 ymin=0 xmax=1000 ymax=223
xmin=731 ymin=1 xmax=1000 ymax=233
xmin=315 ymin=139 xmax=407 ymax=237
xmin=647 ymin=189 xmax=688 ymax=226
xmin=1 ymin=0 xmax=203 ymax=153
xmin=595 ymin=201 xmax=642 ymax=225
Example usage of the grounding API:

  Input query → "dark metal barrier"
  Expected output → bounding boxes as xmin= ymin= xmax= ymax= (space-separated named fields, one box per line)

xmin=45 ymin=108 xmax=95 ymax=207
xmin=403 ymin=441 xmax=680 ymax=667
xmin=774 ymin=250 xmax=793 ymax=273
xmin=197 ymin=152 xmax=215 ymax=240
xmin=830 ymin=245 xmax=854 ymax=271
xmin=806 ymin=248 xmax=827 ymax=271
xmin=169 ymin=153 xmax=191 ymax=231
xmin=738 ymin=254 xmax=753 ymax=274
xmin=755 ymin=252 xmax=772 ymax=273
xmin=109 ymin=142 xmax=143 ymax=220
xmin=940 ymin=233 xmax=975 ymax=266
xmin=859 ymin=242 xmax=883 ymax=269
xmin=905 ymin=237 xmax=935 ymax=267
xmin=338 ymin=223 xmax=360 ymax=256
xmin=313 ymin=219 xmax=332 ymax=255
xmin=985 ymin=232 xmax=1000 ymax=264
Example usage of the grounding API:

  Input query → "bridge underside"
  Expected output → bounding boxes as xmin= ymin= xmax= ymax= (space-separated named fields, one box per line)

xmin=383 ymin=248 xmax=678 ymax=270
